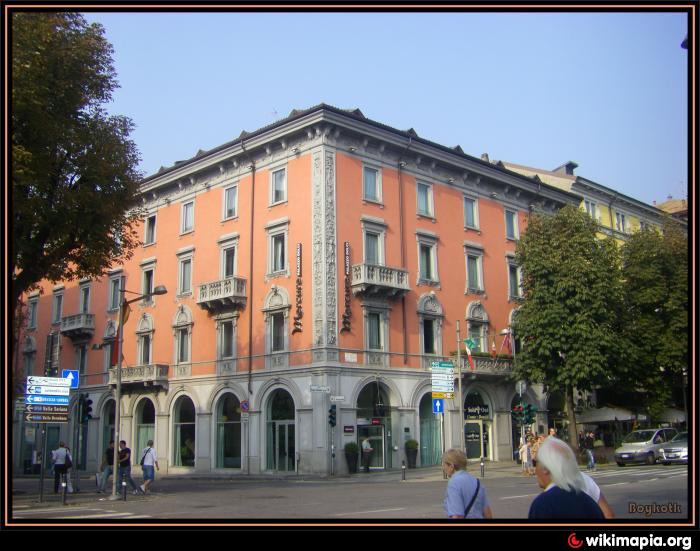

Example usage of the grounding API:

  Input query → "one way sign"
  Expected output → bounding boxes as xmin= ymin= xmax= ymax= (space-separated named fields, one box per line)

xmin=433 ymin=398 xmax=445 ymax=414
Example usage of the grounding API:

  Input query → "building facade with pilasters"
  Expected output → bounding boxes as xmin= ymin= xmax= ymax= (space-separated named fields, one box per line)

xmin=14 ymin=105 xmax=579 ymax=476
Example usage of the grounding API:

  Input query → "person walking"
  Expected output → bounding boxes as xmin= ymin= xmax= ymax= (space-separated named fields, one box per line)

xmin=96 ymin=441 xmax=115 ymax=493
xmin=584 ymin=432 xmax=596 ymax=471
xmin=139 ymin=440 xmax=159 ymax=494
xmin=528 ymin=437 xmax=604 ymax=520
xmin=361 ymin=437 xmax=373 ymax=473
xmin=442 ymin=449 xmax=493 ymax=519
xmin=51 ymin=442 xmax=71 ymax=494
xmin=118 ymin=440 xmax=144 ymax=495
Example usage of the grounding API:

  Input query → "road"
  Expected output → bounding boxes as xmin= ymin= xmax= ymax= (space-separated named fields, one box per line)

xmin=9 ymin=464 xmax=689 ymax=523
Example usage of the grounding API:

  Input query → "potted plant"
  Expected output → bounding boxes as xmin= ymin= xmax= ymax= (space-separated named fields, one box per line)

xmin=344 ymin=442 xmax=359 ymax=473
xmin=405 ymin=439 xmax=419 ymax=468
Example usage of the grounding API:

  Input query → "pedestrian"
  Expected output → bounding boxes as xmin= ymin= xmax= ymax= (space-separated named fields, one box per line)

xmin=528 ymin=437 xmax=604 ymax=520
xmin=96 ymin=441 xmax=115 ymax=493
xmin=51 ymin=442 xmax=71 ymax=494
xmin=361 ymin=437 xmax=373 ymax=473
xmin=584 ymin=432 xmax=596 ymax=471
xmin=548 ymin=427 xmax=557 ymax=438
xmin=581 ymin=472 xmax=615 ymax=518
xmin=519 ymin=438 xmax=532 ymax=476
xmin=442 ymin=449 xmax=493 ymax=519
xmin=139 ymin=440 xmax=159 ymax=494
xmin=118 ymin=440 xmax=145 ymax=495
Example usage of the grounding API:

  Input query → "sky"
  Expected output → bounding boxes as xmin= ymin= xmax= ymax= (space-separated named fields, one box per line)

xmin=83 ymin=10 xmax=690 ymax=207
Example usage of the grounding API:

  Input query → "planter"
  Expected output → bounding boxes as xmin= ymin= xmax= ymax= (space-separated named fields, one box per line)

xmin=345 ymin=452 xmax=358 ymax=473
xmin=406 ymin=447 xmax=418 ymax=468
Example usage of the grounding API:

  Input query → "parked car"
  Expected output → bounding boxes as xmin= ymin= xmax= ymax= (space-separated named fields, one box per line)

xmin=614 ymin=428 xmax=678 ymax=466
xmin=659 ymin=432 xmax=688 ymax=465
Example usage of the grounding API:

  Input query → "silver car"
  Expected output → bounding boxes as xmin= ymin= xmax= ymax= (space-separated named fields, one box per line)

xmin=660 ymin=432 xmax=688 ymax=465
xmin=615 ymin=428 xmax=678 ymax=466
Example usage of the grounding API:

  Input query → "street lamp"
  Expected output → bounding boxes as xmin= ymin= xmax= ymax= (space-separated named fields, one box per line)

xmin=109 ymin=285 xmax=167 ymax=500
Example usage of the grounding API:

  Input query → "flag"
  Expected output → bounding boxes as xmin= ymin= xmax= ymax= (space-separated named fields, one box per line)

xmin=503 ymin=330 xmax=512 ymax=355
xmin=464 ymin=343 xmax=475 ymax=371
xmin=110 ymin=299 xmax=132 ymax=367
xmin=491 ymin=337 xmax=497 ymax=359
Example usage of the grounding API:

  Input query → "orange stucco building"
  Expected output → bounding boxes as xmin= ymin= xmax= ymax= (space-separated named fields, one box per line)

xmin=15 ymin=105 xmax=580 ymax=476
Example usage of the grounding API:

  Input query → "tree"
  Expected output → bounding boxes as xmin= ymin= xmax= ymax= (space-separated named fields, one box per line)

xmin=512 ymin=205 xmax=624 ymax=450
xmin=11 ymin=12 xmax=143 ymax=311
xmin=616 ymin=220 xmax=688 ymax=420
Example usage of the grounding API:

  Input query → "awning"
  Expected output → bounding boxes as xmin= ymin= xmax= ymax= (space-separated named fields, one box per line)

xmin=657 ymin=408 xmax=685 ymax=424
xmin=576 ymin=406 xmax=647 ymax=424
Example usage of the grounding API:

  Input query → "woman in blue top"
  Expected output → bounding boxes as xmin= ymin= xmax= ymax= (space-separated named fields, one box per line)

xmin=442 ymin=449 xmax=493 ymax=519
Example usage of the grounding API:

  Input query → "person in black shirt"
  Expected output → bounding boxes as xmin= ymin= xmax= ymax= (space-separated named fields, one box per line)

xmin=118 ymin=440 xmax=144 ymax=494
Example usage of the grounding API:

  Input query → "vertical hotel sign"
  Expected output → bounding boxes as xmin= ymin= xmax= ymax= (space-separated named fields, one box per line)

xmin=342 ymin=242 xmax=352 ymax=332
xmin=293 ymin=243 xmax=303 ymax=333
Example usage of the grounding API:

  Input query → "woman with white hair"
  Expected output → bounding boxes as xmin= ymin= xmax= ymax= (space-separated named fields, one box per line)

xmin=528 ymin=437 xmax=604 ymax=519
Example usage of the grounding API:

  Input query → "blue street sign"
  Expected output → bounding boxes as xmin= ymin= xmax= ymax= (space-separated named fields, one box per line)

xmin=62 ymin=370 xmax=80 ymax=389
xmin=433 ymin=398 xmax=445 ymax=414
xmin=25 ymin=395 xmax=70 ymax=405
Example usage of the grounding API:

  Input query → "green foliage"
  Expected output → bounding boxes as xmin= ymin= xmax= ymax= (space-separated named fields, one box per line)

xmin=512 ymin=206 xmax=624 ymax=394
xmin=616 ymin=220 xmax=688 ymax=415
xmin=12 ymin=13 xmax=143 ymax=307
xmin=405 ymin=439 xmax=419 ymax=450
xmin=344 ymin=442 xmax=359 ymax=454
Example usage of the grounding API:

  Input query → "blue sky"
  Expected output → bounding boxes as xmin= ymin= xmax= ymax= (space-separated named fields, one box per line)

xmin=84 ymin=11 xmax=689 ymax=206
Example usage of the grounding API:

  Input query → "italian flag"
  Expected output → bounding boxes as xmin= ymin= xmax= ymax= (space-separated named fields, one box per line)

xmin=464 ymin=342 xmax=476 ymax=371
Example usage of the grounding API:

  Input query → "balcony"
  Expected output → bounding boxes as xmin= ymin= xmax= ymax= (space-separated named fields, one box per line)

xmin=109 ymin=364 xmax=169 ymax=389
xmin=197 ymin=277 xmax=247 ymax=311
xmin=454 ymin=355 xmax=514 ymax=378
xmin=60 ymin=313 xmax=95 ymax=340
xmin=351 ymin=264 xmax=410 ymax=298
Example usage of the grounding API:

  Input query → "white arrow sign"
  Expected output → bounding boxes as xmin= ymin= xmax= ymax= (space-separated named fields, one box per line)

xmin=26 ymin=385 xmax=71 ymax=396
xmin=26 ymin=377 xmax=71 ymax=387
xmin=310 ymin=385 xmax=331 ymax=393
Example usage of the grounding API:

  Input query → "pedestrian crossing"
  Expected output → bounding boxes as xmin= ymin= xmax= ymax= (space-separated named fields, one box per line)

xmin=12 ymin=505 xmax=152 ymax=521
xmin=588 ymin=466 xmax=687 ymax=480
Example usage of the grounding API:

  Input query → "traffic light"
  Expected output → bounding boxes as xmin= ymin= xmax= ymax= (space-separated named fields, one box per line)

xmin=328 ymin=404 xmax=337 ymax=427
xmin=511 ymin=404 xmax=524 ymax=423
xmin=523 ymin=403 xmax=537 ymax=425
xmin=81 ymin=393 xmax=93 ymax=423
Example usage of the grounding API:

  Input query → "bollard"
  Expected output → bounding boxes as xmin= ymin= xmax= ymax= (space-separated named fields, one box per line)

xmin=480 ymin=457 xmax=485 ymax=478
xmin=401 ymin=460 xmax=406 ymax=481
xmin=61 ymin=473 xmax=68 ymax=505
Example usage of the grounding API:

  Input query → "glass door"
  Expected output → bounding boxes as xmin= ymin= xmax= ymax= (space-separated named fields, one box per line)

xmin=464 ymin=420 xmax=483 ymax=460
xmin=269 ymin=421 xmax=296 ymax=472
xmin=358 ymin=425 xmax=385 ymax=470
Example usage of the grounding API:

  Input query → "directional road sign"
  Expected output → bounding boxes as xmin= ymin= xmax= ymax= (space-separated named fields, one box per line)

xmin=25 ymin=404 xmax=70 ymax=414
xmin=431 ymin=361 xmax=455 ymax=370
xmin=330 ymin=395 xmax=345 ymax=403
xmin=61 ymin=370 xmax=80 ymax=389
xmin=310 ymin=385 xmax=331 ymax=393
xmin=26 ymin=385 xmax=71 ymax=396
xmin=26 ymin=376 xmax=71 ymax=387
xmin=432 ymin=392 xmax=454 ymax=399
xmin=432 ymin=398 xmax=445 ymax=414
xmin=25 ymin=395 xmax=70 ymax=405
xmin=25 ymin=413 xmax=69 ymax=423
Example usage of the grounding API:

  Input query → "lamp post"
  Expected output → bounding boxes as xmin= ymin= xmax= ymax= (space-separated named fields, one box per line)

xmin=109 ymin=285 xmax=167 ymax=500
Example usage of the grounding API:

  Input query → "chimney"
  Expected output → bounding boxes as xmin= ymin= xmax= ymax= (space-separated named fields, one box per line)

xmin=667 ymin=194 xmax=673 ymax=200
xmin=553 ymin=161 xmax=578 ymax=176
xmin=481 ymin=153 xmax=490 ymax=163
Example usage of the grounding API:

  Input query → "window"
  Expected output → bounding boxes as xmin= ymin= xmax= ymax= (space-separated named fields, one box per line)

xmin=508 ymin=262 xmax=522 ymax=299
xmin=223 ymin=247 xmax=236 ymax=278
xmin=216 ymin=315 xmax=237 ymax=375
xmin=466 ymin=254 xmax=483 ymax=292
xmin=224 ymin=185 xmax=238 ymax=219
xmin=140 ymin=334 xmax=151 ymax=365
xmin=76 ymin=345 xmax=88 ymax=375
xmin=266 ymin=220 xmax=289 ymax=278
xmin=178 ymin=328 xmax=190 ymax=363
xmin=363 ymin=166 xmax=381 ymax=203
xmin=27 ymin=298 xmax=38 ymax=329
xmin=365 ymin=232 xmax=381 ymax=265
xmin=505 ymin=209 xmax=519 ymax=240
xmin=221 ymin=321 xmax=235 ymax=359
xmin=466 ymin=302 xmax=489 ymax=353
xmin=80 ymin=285 xmax=90 ymax=314
xmin=464 ymin=196 xmax=479 ymax=229
xmin=417 ymin=294 xmax=444 ymax=363
xmin=367 ymin=313 xmax=382 ymax=350
xmin=142 ymin=269 xmax=154 ymax=300
xmin=271 ymin=313 xmax=285 ymax=352
xmin=271 ymin=168 xmax=287 ymax=205
xmin=108 ymin=275 xmax=123 ymax=311
xmin=423 ymin=319 xmax=436 ymax=354
xmin=181 ymin=202 xmax=194 ymax=233
xmin=52 ymin=292 xmax=63 ymax=324
xmin=144 ymin=215 xmax=156 ymax=245
xmin=615 ymin=212 xmax=627 ymax=233
xmin=179 ymin=258 xmax=192 ymax=295
xmin=136 ymin=314 xmax=154 ymax=366
xmin=417 ymin=182 xmax=434 ymax=217
xmin=416 ymin=232 xmax=439 ymax=285
xmin=272 ymin=234 xmax=285 ymax=273
xmin=584 ymin=200 xmax=598 ymax=221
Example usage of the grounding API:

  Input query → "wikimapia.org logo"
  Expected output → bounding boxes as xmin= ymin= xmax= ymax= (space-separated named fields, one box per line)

xmin=567 ymin=533 xmax=693 ymax=550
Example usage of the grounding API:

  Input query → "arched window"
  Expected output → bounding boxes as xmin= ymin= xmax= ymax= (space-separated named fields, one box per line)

xmin=216 ymin=394 xmax=242 ymax=469
xmin=173 ymin=396 xmax=196 ymax=467
xmin=136 ymin=314 xmax=154 ymax=366
xmin=266 ymin=389 xmax=295 ymax=471
xmin=263 ymin=287 xmax=291 ymax=368
xmin=417 ymin=293 xmax=444 ymax=365
xmin=135 ymin=399 xmax=156 ymax=463
xmin=466 ymin=301 xmax=489 ymax=353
